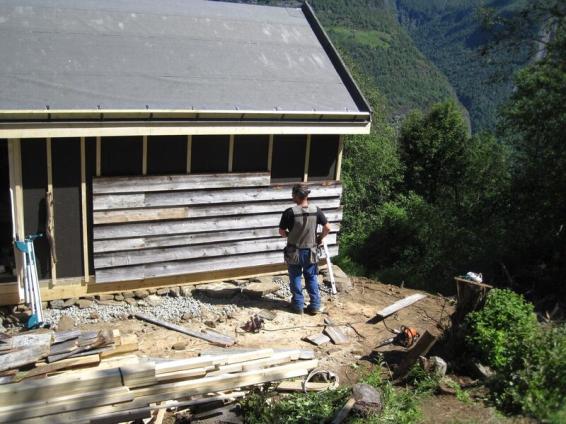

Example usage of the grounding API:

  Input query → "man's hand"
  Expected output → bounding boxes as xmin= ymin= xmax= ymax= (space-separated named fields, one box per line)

xmin=278 ymin=228 xmax=288 ymax=238
xmin=317 ymin=223 xmax=331 ymax=245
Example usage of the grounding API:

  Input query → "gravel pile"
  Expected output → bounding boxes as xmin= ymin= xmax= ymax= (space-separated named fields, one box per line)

xmin=43 ymin=295 xmax=237 ymax=327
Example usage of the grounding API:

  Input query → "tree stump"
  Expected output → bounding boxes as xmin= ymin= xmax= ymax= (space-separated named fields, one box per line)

xmin=453 ymin=277 xmax=492 ymax=324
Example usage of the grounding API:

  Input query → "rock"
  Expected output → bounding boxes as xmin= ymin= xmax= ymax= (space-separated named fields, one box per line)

xmin=180 ymin=286 xmax=193 ymax=297
xmin=243 ymin=281 xmax=280 ymax=298
xmin=95 ymin=294 xmax=114 ymax=301
xmin=114 ymin=294 xmax=125 ymax=301
xmin=97 ymin=300 xmax=121 ymax=306
xmin=57 ymin=315 xmax=75 ymax=331
xmin=172 ymin=342 xmax=187 ymax=351
xmin=41 ymin=301 xmax=48 ymax=309
xmin=125 ymin=298 xmax=137 ymax=306
xmin=194 ymin=282 xmax=241 ymax=298
xmin=122 ymin=291 xmax=135 ymax=299
xmin=168 ymin=287 xmax=180 ymax=297
xmin=333 ymin=265 xmax=349 ymax=280
xmin=76 ymin=299 xmax=94 ymax=309
xmin=146 ymin=295 xmax=163 ymax=307
xmin=181 ymin=312 xmax=193 ymax=321
xmin=429 ymin=356 xmax=447 ymax=378
xmin=134 ymin=290 xmax=149 ymax=299
xmin=89 ymin=311 xmax=100 ymax=320
xmin=438 ymin=377 xmax=458 ymax=395
xmin=352 ymin=383 xmax=383 ymax=417
xmin=204 ymin=320 xmax=216 ymax=328
xmin=147 ymin=288 xmax=157 ymax=295
xmin=469 ymin=362 xmax=494 ymax=380
xmin=61 ymin=298 xmax=77 ymax=308
xmin=49 ymin=299 xmax=64 ymax=309
xmin=335 ymin=278 xmax=353 ymax=293
xmin=156 ymin=288 xmax=169 ymax=296
xmin=82 ymin=296 xmax=95 ymax=301
xmin=137 ymin=300 xmax=148 ymax=307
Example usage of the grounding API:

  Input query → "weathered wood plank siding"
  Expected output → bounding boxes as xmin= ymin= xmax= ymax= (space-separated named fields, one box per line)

xmin=92 ymin=174 xmax=342 ymax=283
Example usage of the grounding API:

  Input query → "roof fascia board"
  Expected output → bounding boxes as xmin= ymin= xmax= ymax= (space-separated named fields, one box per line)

xmin=301 ymin=2 xmax=373 ymax=115
xmin=0 ymin=121 xmax=371 ymax=139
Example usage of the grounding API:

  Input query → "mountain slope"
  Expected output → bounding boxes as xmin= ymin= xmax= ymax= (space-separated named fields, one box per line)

xmin=395 ymin=0 xmax=531 ymax=132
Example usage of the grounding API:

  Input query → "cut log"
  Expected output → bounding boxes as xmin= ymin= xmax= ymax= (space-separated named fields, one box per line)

xmin=394 ymin=331 xmax=437 ymax=379
xmin=454 ymin=277 xmax=492 ymax=324
xmin=134 ymin=313 xmax=235 ymax=347
xmin=375 ymin=293 xmax=427 ymax=320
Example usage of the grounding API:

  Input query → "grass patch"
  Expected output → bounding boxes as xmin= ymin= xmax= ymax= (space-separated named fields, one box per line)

xmin=329 ymin=26 xmax=392 ymax=49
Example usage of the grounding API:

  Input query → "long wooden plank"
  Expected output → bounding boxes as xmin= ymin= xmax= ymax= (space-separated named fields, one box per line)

xmin=0 ymin=387 xmax=133 ymax=421
xmin=94 ymin=234 xmax=338 ymax=269
xmin=93 ymin=225 xmax=340 ymax=254
xmin=376 ymin=293 xmax=427 ymax=319
xmin=92 ymin=173 xmax=270 ymax=194
xmin=93 ymin=182 xmax=342 ymax=210
xmin=134 ymin=313 xmax=235 ymax=347
xmin=93 ymin=197 xmax=341 ymax=225
xmin=93 ymin=209 xmax=342 ymax=240
xmin=95 ymin=245 xmax=339 ymax=283
xmin=22 ymin=355 xmax=101 ymax=380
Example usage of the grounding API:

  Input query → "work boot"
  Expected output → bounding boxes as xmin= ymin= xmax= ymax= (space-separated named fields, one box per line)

xmin=289 ymin=304 xmax=304 ymax=315
xmin=305 ymin=305 xmax=323 ymax=315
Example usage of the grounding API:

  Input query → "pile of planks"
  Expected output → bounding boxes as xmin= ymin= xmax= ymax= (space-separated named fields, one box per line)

xmin=0 ymin=329 xmax=138 ymax=383
xmin=0 ymin=347 xmax=318 ymax=423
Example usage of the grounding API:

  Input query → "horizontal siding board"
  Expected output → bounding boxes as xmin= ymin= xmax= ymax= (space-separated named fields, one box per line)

xmin=93 ymin=173 xmax=270 ymax=194
xmin=93 ymin=209 xmax=342 ymax=240
xmin=93 ymin=225 xmax=341 ymax=254
xmin=95 ymin=245 xmax=339 ymax=284
xmin=93 ymin=182 xmax=341 ymax=210
xmin=93 ymin=197 xmax=341 ymax=225
xmin=94 ymin=234 xmax=338 ymax=268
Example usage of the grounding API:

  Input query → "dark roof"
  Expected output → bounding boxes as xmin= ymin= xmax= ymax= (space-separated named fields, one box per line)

xmin=0 ymin=0 xmax=370 ymax=115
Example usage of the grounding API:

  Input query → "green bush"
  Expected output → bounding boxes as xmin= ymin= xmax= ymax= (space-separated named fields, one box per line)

xmin=465 ymin=288 xmax=539 ymax=372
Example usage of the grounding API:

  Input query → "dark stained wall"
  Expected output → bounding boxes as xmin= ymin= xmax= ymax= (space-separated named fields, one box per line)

xmin=191 ymin=135 xmax=229 ymax=173
xmin=271 ymin=135 xmax=306 ymax=183
xmin=85 ymin=138 xmax=96 ymax=275
xmin=52 ymin=138 xmax=83 ymax=278
xmin=147 ymin=136 xmax=187 ymax=175
xmin=308 ymin=135 xmax=339 ymax=181
xmin=101 ymin=136 xmax=143 ymax=176
xmin=233 ymin=135 xmax=269 ymax=172
xmin=21 ymin=139 xmax=50 ymax=279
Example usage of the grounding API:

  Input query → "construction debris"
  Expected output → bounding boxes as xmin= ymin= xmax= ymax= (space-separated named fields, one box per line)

xmin=304 ymin=333 xmax=331 ymax=346
xmin=241 ymin=314 xmax=265 ymax=333
xmin=0 ymin=347 xmax=318 ymax=423
xmin=375 ymin=293 xmax=427 ymax=320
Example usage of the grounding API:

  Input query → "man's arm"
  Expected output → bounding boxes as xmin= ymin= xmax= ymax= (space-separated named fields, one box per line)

xmin=278 ymin=228 xmax=288 ymax=238
xmin=279 ymin=208 xmax=292 ymax=238
xmin=316 ymin=208 xmax=331 ymax=244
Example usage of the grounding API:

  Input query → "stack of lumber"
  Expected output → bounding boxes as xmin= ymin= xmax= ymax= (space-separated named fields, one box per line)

xmin=0 ymin=329 xmax=138 ymax=383
xmin=0 ymin=348 xmax=318 ymax=423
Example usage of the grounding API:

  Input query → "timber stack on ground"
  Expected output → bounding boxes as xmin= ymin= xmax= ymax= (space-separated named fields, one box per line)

xmin=0 ymin=346 xmax=318 ymax=423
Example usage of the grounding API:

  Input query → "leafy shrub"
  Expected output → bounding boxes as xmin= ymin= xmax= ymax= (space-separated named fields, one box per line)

xmin=240 ymin=386 xmax=349 ymax=424
xmin=465 ymin=288 xmax=539 ymax=372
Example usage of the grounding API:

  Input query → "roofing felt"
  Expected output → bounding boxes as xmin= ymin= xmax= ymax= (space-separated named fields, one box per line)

xmin=0 ymin=0 xmax=365 ymax=113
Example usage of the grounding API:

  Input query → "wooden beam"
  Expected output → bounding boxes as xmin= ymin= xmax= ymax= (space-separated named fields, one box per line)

xmin=394 ymin=331 xmax=437 ymax=379
xmin=375 ymin=293 xmax=427 ymax=320
xmin=228 ymin=134 xmax=234 ymax=172
xmin=80 ymin=137 xmax=90 ymax=282
xmin=92 ymin=173 xmax=270 ymax=194
xmin=267 ymin=134 xmax=273 ymax=172
xmin=186 ymin=135 xmax=192 ymax=174
xmin=93 ymin=210 xmax=342 ymax=240
xmin=303 ymin=134 xmax=311 ymax=182
xmin=335 ymin=135 xmax=344 ymax=181
xmin=142 ymin=135 xmax=148 ymax=175
xmin=46 ymin=137 xmax=57 ymax=286
xmin=0 ymin=122 xmax=372 ymax=140
xmin=95 ymin=136 xmax=101 ymax=176
xmin=93 ymin=182 xmax=342 ymax=210
xmin=7 ymin=139 xmax=24 ymax=298
xmin=92 ymin=198 xmax=340 ymax=225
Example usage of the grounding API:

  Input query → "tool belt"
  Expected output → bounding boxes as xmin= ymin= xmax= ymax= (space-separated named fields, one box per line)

xmin=283 ymin=244 xmax=317 ymax=265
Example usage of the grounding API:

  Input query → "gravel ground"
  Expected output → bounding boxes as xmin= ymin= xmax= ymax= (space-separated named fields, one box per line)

xmin=43 ymin=295 xmax=238 ymax=327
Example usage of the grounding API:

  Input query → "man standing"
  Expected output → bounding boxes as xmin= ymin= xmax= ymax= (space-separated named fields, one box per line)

xmin=279 ymin=184 xmax=331 ymax=315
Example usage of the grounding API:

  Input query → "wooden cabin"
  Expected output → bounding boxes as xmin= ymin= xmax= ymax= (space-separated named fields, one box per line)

xmin=0 ymin=0 xmax=371 ymax=304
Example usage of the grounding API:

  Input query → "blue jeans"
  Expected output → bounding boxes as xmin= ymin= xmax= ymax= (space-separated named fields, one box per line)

xmin=288 ymin=248 xmax=320 ymax=310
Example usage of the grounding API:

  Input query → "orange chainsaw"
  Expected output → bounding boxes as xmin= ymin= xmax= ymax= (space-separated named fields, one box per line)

xmin=377 ymin=326 xmax=420 ymax=348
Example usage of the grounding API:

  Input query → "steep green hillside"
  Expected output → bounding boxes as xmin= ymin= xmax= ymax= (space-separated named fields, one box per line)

xmin=395 ymin=0 xmax=531 ymax=132
xmin=231 ymin=0 xmax=460 ymax=122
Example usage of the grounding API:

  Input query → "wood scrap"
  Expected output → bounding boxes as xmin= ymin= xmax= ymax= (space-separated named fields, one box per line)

xmin=18 ymin=354 xmax=101 ymax=380
xmin=304 ymin=333 xmax=331 ymax=346
xmin=277 ymin=380 xmax=335 ymax=392
xmin=134 ymin=312 xmax=235 ymax=347
xmin=331 ymin=397 xmax=356 ymax=424
xmin=375 ymin=293 xmax=427 ymax=320
xmin=323 ymin=326 xmax=349 ymax=345
xmin=394 ymin=331 xmax=437 ymax=379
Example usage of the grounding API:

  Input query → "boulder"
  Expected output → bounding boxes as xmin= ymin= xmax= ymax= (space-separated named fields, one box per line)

xmin=156 ymin=288 xmax=169 ymax=296
xmin=114 ymin=294 xmax=125 ymax=301
xmin=146 ymin=295 xmax=163 ymax=307
xmin=95 ymin=294 xmax=114 ymax=301
xmin=122 ymin=291 xmax=135 ymax=299
xmin=76 ymin=299 xmax=94 ymax=309
xmin=352 ymin=383 xmax=383 ymax=417
xmin=243 ymin=281 xmax=279 ymax=298
xmin=180 ymin=286 xmax=193 ymax=297
xmin=172 ymin=342 xmax=187 ymax=351
xmin=134 ymin=290 xmax=149 ymax=299
xmin=49 ymin=299 xmax=64 ymax=310
xmin=62 ymin=298 xmax=78 ymax=309
xmin=194 ymin=282 xmax=241 ymax=298
xmin=168 ymin=287 xmax=180 ymax=297
xmin=125 ymin=298 xmax=137 ymax=306
xmin=57 ymin=315 xmax=75 ymax=331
